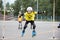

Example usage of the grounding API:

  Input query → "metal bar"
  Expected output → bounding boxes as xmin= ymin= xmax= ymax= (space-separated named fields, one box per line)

xmin=37 ymin=0 xmax=38 ymax=20
xmin=2 ymin=0 xmax=6 ymax=39
xmin=53 ymin=0 xmax=55 ymax=22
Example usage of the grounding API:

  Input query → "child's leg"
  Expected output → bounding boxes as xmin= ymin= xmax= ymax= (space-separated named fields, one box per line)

xmin=20 ymin=22 xmax=22 ymax=29
xmin=18 ymin=22 xmax=20 ymax=29
xmin=21 ymin=22 xmax=22 ymax=27
xmin=30 ymin=23 xmax=33 ymax=29
xmin=32 ymin=23 xmax=36 ymax=37
xmin=31 ymin=21 xmax=36 ymax=31
xmin=19 ymin=21 xmax=21 ymax=26
xmin=18 ymin=22 xmax=22 ymax=29
xmin=22 ymin=21 xmax=29 ymax=36
xmin=30 ymin=21 xmax=36 ymax=37
xmin=19 ymin=22 xmax=20 ymax=27
xmin=23 ymin=21 xmax=29 ymax=32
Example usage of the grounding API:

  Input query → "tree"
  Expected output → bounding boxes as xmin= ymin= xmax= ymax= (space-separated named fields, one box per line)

xmin=50 ymin=0 xmax=60 ymax=21
xmin=55 ymin=0 xmax=60 ymax=21
xmin=55 ymin=0 xmax=60 ymax=16
xmin=13 ymin=0 xmax=21 ymax=16
xmin=6 ymin=2 xmax=10 ymax=10
xmin=11 ymin=0 xmax=53 ymax=19
xmin=11 ymin=0 xmax=37 ymax=16
xmin=0 ymin=0 xmax=3 ymax=11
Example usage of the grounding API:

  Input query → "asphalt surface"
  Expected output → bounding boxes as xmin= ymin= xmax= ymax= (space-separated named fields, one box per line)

xmin=0 ymin=21 xmax=60 ymax=40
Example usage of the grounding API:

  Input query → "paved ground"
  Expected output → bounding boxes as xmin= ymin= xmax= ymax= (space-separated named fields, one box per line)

xmin=0 ymin=21 xmax=60 ymax=40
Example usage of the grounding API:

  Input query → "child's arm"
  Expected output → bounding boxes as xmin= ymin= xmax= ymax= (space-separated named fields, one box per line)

xmin=21 ymin=13 xmax=24 ymax=16
xmin=38 ymin=11 xmax=46 ymax=14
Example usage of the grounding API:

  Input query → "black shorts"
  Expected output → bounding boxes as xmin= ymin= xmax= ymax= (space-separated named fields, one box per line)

xmin=19 ymin=21 xmax=22 ymax=23
xmin=25 ymin=20 xmax=34 ymax=24
xmin=24 ymin=20 xmax=36 ymax=29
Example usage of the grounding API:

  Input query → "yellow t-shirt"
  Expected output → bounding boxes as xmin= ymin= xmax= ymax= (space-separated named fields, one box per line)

xmin=18 ymin=16 xmax=22 ymax=22
xmin=24 ymin=11 xmax=37 ymax=21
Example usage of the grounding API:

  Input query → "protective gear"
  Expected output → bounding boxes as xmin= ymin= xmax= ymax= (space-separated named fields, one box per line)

xmin=32 ymin=30 xmax=36 ymax=37
xmin=27 ymin=7 xmax=33 ymax=13
xmin=21 ymin=30 xmax=25 ymax=37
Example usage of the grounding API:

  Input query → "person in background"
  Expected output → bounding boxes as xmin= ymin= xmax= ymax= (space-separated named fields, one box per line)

xmin=18 ymin=11 xmax=22 ymax=29
xmin=58 ymin=23 xmax=60 ymax=28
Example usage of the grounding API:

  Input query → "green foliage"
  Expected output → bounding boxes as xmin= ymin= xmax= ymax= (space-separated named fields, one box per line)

xmin=12 ymin=0 xmax=21 ymax=16
xmin=56 ymin=0 xmax=60 ymax=16
xmin=6 ymin=2 xmax=10 ymax=10
xmin=11 ymin=0 xmax=53 ymax=17
xmin=1 ymin=11 xmax=8 ymax=15
xmin=50 ymin=0 xmax=60 ymax=21
xmin=0 ymin=0 xmax=3 ymax=10
xmin=38 ymin=0 xmax=53 ymax=17
xmin=55 ymin=0 xmax=60 ymax=21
